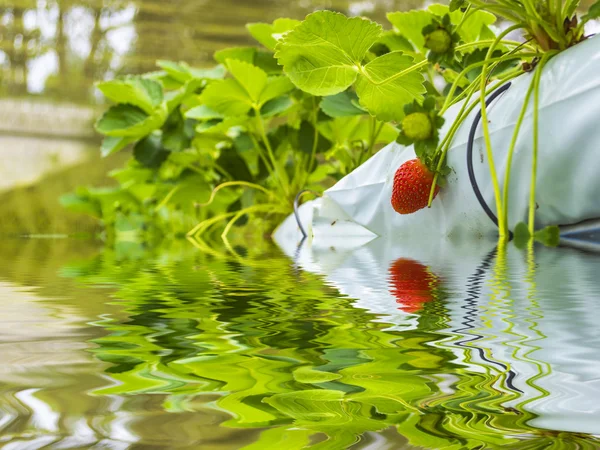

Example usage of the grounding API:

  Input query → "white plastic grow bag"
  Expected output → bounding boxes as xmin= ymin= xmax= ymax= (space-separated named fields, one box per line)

xmin=275 ymin=35 xmax=600 ymax=248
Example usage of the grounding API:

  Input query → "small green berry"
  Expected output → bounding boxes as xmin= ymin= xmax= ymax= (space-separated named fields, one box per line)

xmin=425 ymin=29 xmax=452 ymax=54
xmin=402 ymin=112 xmax=433 ymax=141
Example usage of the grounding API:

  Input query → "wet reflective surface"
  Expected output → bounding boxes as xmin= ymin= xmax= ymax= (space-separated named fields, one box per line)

xmin=1 ymin=236 xmax=600 ymax=448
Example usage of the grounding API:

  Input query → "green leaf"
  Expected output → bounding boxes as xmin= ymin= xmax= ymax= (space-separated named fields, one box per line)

xmin=185 ymin=105 xmax=224 ymax=120
xmin=299 ymin=121 xmax=333 ymax=156
xmin=387 ymin=10 xmax=435 ymax=53
xmin=321 ymin=91 xmax=366 ymax=117
xmin=534 ymin=226 xmax=561 ymax=247
xmin=247 ymin=18 xmax=301 ymax=51
xmin=583 ymin=0 xmax=600 ymax=22
xmin=101 ymin=136 xmax=136 ymax=157
xmin=226 ymin=59 xmax=268 ymax=103
xmin=428 ymin=4 xmax=496 ymax=43
xmin=261 ymin=96 xmax=294 ymax=117
xmin=376 ymin=31 xmax=415 ymax=54
xmin=259 ymin=76 xmax=294 ymax=105
xmin=199 ymin=79 xmax=253 ymax=116
xmin=97 ymin=77 xmax=163 ymax=115
xmin=355 ymin=51 xmax=426 ymax=122
xmin=449 ymin=0 xmax=467 ymax=12
xmin=162 ymin=110 xmax=190 ymax=153
xmin=134 ymin=134 xmax=170 ymax=169
xmin=214 ymin=47 xmax=256 ymax=65
xmin=96 ymin=104 xmax=148 ymax=137
xmin=276 ymin=11 xmax=382 ymax=96
xmin=157 ymin=61 xmax=226 ymax=83
xmin=513 ymin=222 xmax=531 ymax=249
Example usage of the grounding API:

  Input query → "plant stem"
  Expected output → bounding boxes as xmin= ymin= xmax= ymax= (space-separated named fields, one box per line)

xmin=254 ymin=109 xmax=289 ymax=196
xmin=528 ymin=52 xmax=556 ymax=233
xmin=440 ymin=52 xmax=536 ymax=115
xmin=478 ymin=24 xmax=525 ymax=241
xmin=500 ymin=75 xmax=536 ymax=234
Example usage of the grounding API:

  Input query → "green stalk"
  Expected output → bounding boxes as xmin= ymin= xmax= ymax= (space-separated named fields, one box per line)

xmin=500 ymin=76 xmax=536 ymax=233
xmin=426 ymin=68 xmax=524 ymax=207
xmin=478 ymin=24 xmax=525 ymax=240
xmin=440 ymin=52 xmax=536 ymax=115
xmin=528 ymin=52 xmax=557 ymax=233
xmin=254 ymin=109 xmax=290 ymax=196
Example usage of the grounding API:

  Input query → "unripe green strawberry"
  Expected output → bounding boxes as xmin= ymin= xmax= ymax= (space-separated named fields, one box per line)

xmin=401 ymin=112 xmax=433 ymax=141
xmin=391 ymin=159 xmax=440 ymax=215
xmin=425 ymin=29 xmax=452 ymax=53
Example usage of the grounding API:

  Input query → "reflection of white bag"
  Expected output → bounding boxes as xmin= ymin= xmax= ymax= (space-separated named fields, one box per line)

xmin=275 ymin=35 xmax=600 ymax=247
xmin=274 ymin=236 xmax=600 ymax=436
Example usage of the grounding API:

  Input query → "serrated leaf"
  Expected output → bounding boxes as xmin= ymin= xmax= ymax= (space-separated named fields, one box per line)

xmin=96 ymin=104 xmax=166 ymax=138
xmin=259 ymin=76 xmax=294 ymax=105
xmin=376 ymin=31 xmax=415 ymax=53
xmin=97 ymin=77 xmax=163 ymax=115
xmin=101 ymin=136 xmax=136 ymax=157
xmin=226 ymin=59 xmax=269 ymax=103
xmin=214 ymin=47 xmax=256 ymax=65
xmin=157 ymin=61 xmax=226 ymax=83
xmin=387 ymin=10 xmax=435 ymax=53
xmin=355 ymin=51 xmax=426 ymax=122
xmin=276 ymin=11 xmax=382 ymax=96
xmin=134 ymin=134 xmax=170 ymax=169
xmin=185 ymin=105 xmax=224 ymax=120
xmin=199 ymin=79 xmax=253 ymax=116
xmin=247 ymin=18 xmax=301 ymax=51
xmin=428 ymin=4 xmax=496 ymax=43
xmin=321 ymin=91 xmax=366 ymax=117
xmin=261 ymin=96 xmax=294 ymax=117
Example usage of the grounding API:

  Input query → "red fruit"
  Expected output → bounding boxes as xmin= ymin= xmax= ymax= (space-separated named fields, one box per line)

xmin=388 ymin=258 xmax=440 ymax=314
xmin=391 ymin=159 xmax=440 ymax=215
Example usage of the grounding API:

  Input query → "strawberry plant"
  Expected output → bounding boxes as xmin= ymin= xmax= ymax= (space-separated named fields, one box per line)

xmin=64 ymin=0 xmax=600 ymax=246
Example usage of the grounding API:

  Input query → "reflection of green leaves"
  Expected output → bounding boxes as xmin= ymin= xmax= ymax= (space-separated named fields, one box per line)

xmin=247 ymin=18 xmax=301 ymax=51
xmin=97 ymin=77 xmax=163 ymax=115
xmin=356 ymin=52 xmax=426 ymax=122
xmin=276 ymin=11 xmax=382 ymax=96
xmin=293 ymin=366 xmax=342 ymax=384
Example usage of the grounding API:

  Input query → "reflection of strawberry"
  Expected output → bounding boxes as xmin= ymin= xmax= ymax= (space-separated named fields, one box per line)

xmin=391 ymin=159 xmax=440 ymax=215
xmin=388 ymin=258 xmax=440 ymax=313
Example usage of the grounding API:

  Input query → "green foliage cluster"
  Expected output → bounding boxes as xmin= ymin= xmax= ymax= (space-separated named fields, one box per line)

xmin=63 ymin=0 xmax=600 ymax=245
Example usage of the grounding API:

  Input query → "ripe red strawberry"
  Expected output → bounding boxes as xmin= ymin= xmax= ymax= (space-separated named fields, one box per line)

xmin=388 ymin=258 xmax=440 ymax=313
xmin=391 ymin=159 xmax=440 ymax=215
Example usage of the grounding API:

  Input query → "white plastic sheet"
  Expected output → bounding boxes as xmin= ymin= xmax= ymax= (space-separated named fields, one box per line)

xmin=275 ymin=35 xmax=600 ymax=247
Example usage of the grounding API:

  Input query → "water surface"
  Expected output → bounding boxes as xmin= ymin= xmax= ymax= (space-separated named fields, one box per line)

xmin=1 ymin=236 xmax=599 ymax=448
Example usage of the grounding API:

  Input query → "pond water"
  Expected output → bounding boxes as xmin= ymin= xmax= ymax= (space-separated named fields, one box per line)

xmin=1 ymin=235 xmax=600 ymax=448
